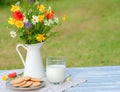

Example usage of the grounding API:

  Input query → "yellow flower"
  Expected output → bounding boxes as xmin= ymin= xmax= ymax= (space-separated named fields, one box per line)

xmin=15 ymin=20 xmax=24 ymax=28
xmin=38 ymin=15 xmax=44 ymax=22
xmin=8 ymin=18 xmax=16 ymax=25
xmin=36 ymin=34 xmax=46 ymax=42
xmin=62 ymin=15 xmax=66 ymax=22
xmin=11 ymin=5 xmax=20 ymax=12
xmin=2 ymin=75 xmax=8 ymax=81
xmin=66 ymin=75 xmax=72 ymax=83
xmin=37 ymin=5 xmax=45 ymax=13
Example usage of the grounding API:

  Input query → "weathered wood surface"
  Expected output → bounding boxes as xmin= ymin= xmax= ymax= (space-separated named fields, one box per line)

xmin=66 ymin=66 xmax=120 ymax=92
xmin=0 ymin=66 xmax=120 ymax=92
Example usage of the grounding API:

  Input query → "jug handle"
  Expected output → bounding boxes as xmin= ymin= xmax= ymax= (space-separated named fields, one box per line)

xmin=16 ymin=44 xmax=27 ymax=67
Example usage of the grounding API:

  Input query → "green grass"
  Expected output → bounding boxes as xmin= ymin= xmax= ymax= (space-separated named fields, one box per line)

xmin=0 ymin=0 xmax=120 ymax=69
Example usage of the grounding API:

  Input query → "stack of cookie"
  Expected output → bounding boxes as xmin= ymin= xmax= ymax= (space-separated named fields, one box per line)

xmin=11 ymin=76 xmax=43 ymax=88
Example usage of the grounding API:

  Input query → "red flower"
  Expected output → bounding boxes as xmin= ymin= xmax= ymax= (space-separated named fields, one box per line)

xmin=12 ymin=11 xmax=24 ymax=21
xmin=46 ymin=11 xmax=54 ymax=19
xmin=8 ymin=72 xmax=17 ymax=78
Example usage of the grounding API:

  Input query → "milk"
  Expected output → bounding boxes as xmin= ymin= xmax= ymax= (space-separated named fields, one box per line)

xmin=46 ymin=65 xmax=66 ymax=83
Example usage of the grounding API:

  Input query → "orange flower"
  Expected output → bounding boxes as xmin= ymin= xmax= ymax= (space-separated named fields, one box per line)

xmin=15 ymin=20 xmax=24 ymax=28
xmin=38 ymin=15 xmax=44 ymax=22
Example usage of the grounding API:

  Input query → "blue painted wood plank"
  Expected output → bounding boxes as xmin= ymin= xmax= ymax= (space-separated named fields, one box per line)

xmin=0 ymin=66 xmax=120 ymax=92
xmin=66 ymin=66 xmax=120 ymax=92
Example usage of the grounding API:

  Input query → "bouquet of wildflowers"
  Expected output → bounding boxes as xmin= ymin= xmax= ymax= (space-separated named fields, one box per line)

xmin=8 ymin=0 xmax=66 ymax=44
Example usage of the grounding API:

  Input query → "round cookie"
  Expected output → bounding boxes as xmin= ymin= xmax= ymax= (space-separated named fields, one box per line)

xmin=11 ymin=78 xmax=24 ymax=85
xmin=12 ymin=81 xmax=27 ymax=87
xmin=20 ymin=81 xmax=33 ymax=87
xmin=31 ymin=78 xmax=43 ymax=82
xmin=30 ymin=82 xmax=41 ymax=87
xmin=22 ymin=76 xmax=31 ymax=81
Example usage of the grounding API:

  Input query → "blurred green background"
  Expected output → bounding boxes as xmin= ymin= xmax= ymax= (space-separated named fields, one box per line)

xmin=0 ymin=0 xmax=120 ymax=69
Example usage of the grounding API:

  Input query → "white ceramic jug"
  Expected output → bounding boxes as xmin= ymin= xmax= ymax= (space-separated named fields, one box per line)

xmin=16 ymin=43 xmax=45 ymax=78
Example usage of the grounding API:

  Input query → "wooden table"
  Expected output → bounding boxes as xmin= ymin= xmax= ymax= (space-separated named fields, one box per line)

xmin=66 ymin=66 xmax=120 ymax=92
xmin=0 ymin=66 xmax=120 ymax=92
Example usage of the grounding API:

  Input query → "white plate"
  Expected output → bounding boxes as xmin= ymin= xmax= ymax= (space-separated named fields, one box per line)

xmin=6 ymin=80 xmax=45 ymax=91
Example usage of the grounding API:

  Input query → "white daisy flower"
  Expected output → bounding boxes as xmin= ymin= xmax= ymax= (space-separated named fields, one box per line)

xmin=54 ymin=17 xmax=59 ymax=24
xmin=10 ymin=31 xmax=17 ymax=38
xmin=49 ymin=19 xmax=54 ymax=24
xmin=28 ymin=9 xmax=32 ymax=15
xmin=44 ymin=19 xmax=54 ymax=26
xmin=28 ymin=9 xmax=32 ymax=13
xmin=32 ymin=15 xmax=38 ymax=25
xmin=15 ymin=1 xmax=20 ymax=5
xmin=44 ymin=20 xmax=50 ymax=26
xmin=23 ymin=17 xmax=28 ymax=23
xmin=49 ymin=6 xmax=52 ymax=10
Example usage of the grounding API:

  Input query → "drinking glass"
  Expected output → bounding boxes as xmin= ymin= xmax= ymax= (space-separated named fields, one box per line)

xmin=46 ymin=56 xmax=66 ymax=84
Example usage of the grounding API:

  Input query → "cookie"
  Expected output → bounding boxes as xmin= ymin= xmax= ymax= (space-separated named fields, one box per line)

xmin=20 ymin=81 xmax=33 ymax=87
xmin=30 ymin=82 xmax=41 ymax=87
xmin=22 ymin=76 xmax=31 ymax=81
xmin=31 ymin=78 xmax=43 ymax=82
xmin=12 ymin=81 xmax=27 ymax=87
xmin=11 ymin=78 xmax=24 ymax=85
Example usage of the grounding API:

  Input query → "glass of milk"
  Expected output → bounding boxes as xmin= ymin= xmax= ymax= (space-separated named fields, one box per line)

xmin=46 ymin=56 xmax=66 ymax=84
